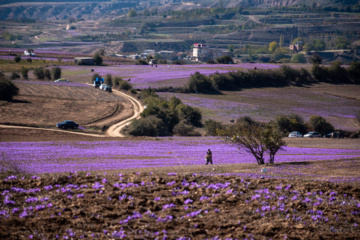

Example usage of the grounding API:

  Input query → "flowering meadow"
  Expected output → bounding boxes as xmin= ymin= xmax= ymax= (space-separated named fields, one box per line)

xmin=158 ymin=88 xmax=360 ymax=130
xmin=1 ymin=170 xmax=360 ymax=239
xmin=1 ymin=138 xmax=360 ymax=182
xmin=62 ymin=63 xmax=281 ymax=89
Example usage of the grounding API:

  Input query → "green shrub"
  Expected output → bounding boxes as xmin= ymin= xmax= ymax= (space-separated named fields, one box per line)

xmin=310 ymin=53 xmax=322 ymax=64
xmin=308 ymin=115 xmax=334 ymax=135
xmin=348 ymin=61 xmax=360 ymax=83
xmin=204 ymin=119 xmax=223 ymax=136
xmin=44 ymin=69 xmax=51 ymax=80
xmin=129 ymin=88 xmax=137 ymax=94
xmin=275 ymin=114 xmax=307 ymax=135
xmin=329 ymin=61 xmax=348 ymax=83
xmin=26 ymin=58 xmax=32 ymax=63
xmin=105 ymin=74 xmax=112 ymax=86
xmin=21 ymin=67 xmax=28 ymax=79
xmin=290 ymin=53 xmax=306 ymax=63
xmin=93 ymin=53 xmax=103 ymax=66
xmin=216 ymin=55 xmax=233 ymax=64
xmin=311 ymin=63 xmax=329 ymax=82
xmin=0 ymin=77 xmax=19 ymax=101
xmin=14 ymin=55 xmax=21 ymax=63
xmin=129 ymin=116 xmax=168 ymax=136
xmin=52 ymin=67 xmax=62 ymax=80
xmin=33 ymin=67 xmax=45 ymax=80
xmin=173 ymin=121 xmax=200 ymax=136
xmin=119 ymin=81 xmax=132 ymax=91
xmin=175 ymin=104 xmax=202 ymax=127
xmin=10 ymin=72 xmax=20 ymax=80
xmin=187 ymin=72 xmax=214 ymax=93
xmin=113 ymin=77 xmax=123 ymax=87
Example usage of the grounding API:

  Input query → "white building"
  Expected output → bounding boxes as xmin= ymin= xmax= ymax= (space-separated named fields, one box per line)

xmin=192 ymin=43 xmax=211 ymax=62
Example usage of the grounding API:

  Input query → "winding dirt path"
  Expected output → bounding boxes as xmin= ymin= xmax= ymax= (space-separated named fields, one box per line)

xmin=0 ymin=89 xmax=144 ymax=138
xmin=106 ymin=89 xmax=144 ymax=137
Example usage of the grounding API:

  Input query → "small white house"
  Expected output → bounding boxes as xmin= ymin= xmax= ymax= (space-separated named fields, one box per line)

xmin=24 ymin=50 xmax=36 ymax=57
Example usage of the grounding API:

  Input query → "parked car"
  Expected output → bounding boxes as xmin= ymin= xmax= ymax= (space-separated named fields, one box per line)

xmin=325 ymin=132 xmax=343 ymax=138
xmin=54 ymin=78 xmax=68 ymax=82
xmin=304 ymin=131 xmax=322 ymax=138
xmin=100 ymin=84 xmax=112 ymax=92
xmin=288 ymin=131 xmax=303 ymax=138
xmin=56 ymin=120 xmax=79 ymax=129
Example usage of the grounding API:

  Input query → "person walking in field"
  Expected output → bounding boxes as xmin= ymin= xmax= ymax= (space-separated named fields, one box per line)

xmin=205 ymin=149 xmax=213 ymax=165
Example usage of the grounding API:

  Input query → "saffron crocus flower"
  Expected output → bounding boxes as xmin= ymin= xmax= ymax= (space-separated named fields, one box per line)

xmin=184 ymin=199 xmax=193 ymax=204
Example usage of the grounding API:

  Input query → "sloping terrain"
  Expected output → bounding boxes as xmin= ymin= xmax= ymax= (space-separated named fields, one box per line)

xmin=0 ymin=81 xmax=133 ymax=129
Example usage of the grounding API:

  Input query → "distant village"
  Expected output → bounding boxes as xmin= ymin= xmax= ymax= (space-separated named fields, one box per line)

xmin=114 ymin=43 xmax=231 ymax=63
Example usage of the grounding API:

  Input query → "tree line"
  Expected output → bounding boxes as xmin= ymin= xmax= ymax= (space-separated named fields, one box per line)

xmin=184 ymin=61 xmax=360 ymax=93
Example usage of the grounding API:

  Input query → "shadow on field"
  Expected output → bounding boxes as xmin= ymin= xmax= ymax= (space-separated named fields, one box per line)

xmin=275 ymin=161 xmax=311 ymax=166
xmin=12 ymin=99 xmax=31 ymax=104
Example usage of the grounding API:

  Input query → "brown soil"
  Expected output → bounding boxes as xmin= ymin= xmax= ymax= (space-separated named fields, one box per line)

xmin=0 ymin=81 xmax=135 ymax=133
xmin=0 ymin=171 xmax=359 ymax=240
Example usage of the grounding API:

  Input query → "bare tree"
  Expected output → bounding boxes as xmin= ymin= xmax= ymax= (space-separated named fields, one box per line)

xmin=219 ymin=118 xmax=286 ymax=165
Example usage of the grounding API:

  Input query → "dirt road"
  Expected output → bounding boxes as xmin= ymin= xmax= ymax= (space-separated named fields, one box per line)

xmin=0 ymin=88 xmax=143 ymax=138
xmin=106 ymin=89 xmax=144 ymax=137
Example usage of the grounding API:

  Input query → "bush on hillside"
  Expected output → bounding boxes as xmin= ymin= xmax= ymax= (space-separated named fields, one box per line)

xmin=44 ymin=69 xmax=51 ymax=80
xmin=175 ymin=104 xmax=202 ymax=127
xmin=21 ymin=67 xmax=28 ymax=79
xmin=204 ymin=119 xmax=223 ymax=136
xmin=310 ymin=53 xmax=322 ymax=64
xmin=119 ymin=81 xmax=132 ymax=91
xmin=33 ymin=67 xmax=45 ymax=80
xmin=113 ymin=77 xmax=123 ymax=87
xmin=173 ymin=121 xmax=198 ymax=136
xmin=275 ymin=114 xmax=307 ymax=135
xmin=14 ymin=55 xmax=21 ymax=63
xmin=348 ymin=61 xmax=360 ymax=83
xmin=187 ymin=72 xmax=215 ymax=93
xmin=94 ymin=53 xmax=103 ymax=66
xmin=308 ymin=115 xmax=335 ymax=135
xmin=52 ymin=67 xmax=62 ymax=80
xmin=216 ymin=55 xmax=233 ymax=64
xmin=105 ymin=74 xmax=112 ymax=86
xmin=290 ymin=53 xmax=306 ymax=63
xmin=0 ymin=77 xmax=19 ymax=101
xmin=10 ymin=72 xmax=20 ymax=80
xmin=129 ymin=116 xmax=168 ymax=136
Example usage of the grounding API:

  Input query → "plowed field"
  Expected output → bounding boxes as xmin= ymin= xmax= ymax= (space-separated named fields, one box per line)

xmin=0 ymin=81 xmax=132 ymax=129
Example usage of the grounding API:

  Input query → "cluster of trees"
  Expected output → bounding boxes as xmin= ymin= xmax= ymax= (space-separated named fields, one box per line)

xmin=205 ymin=114 xmax=334 ymax=138
xmin=33 ymin=67 xmax=62 ymax=80
xmin=128 ymin=89 xmax=202 ymax=137
xmin=0 ymin=74 xmax=19 ymax=101
xmin=77 ymin=32 xmax=131 ymax=42
xmin=205 ymin=114 xmax=336 ymax=165
xmin=216 ymin=117 xmax=286 ymax=165
xmin=186 ymin=62 xmax=360 ymax=94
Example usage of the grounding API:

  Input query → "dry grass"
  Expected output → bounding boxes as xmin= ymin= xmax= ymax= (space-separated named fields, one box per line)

xmin=0 ymin=81 xmax=132 ymax=128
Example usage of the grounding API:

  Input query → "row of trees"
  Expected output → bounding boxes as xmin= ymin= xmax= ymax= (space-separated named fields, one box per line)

xmin=33 ymin=67 xmax=62 ymax=80
xmin=186 ymin=61 xmax=360 ymax=93
xmin=128 ymin=89 xmax=202 ymax=137
xmin=0 ymin=74 xmax=19 ymax=101
xmin=205 ymin=114 xmax=335 ymax=138
xmin=205 ymin=114 xmax=336 ymax=165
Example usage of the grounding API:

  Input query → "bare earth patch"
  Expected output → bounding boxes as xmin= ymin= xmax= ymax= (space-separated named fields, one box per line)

xmin=0 ymin=81 xmax=133 ymax=130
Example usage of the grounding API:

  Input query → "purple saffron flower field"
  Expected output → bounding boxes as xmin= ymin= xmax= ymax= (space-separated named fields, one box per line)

xmin=0 ymin=170 xmax=359 ymax=239
xmin=1 ymin=138 xmax=360 ymax=176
